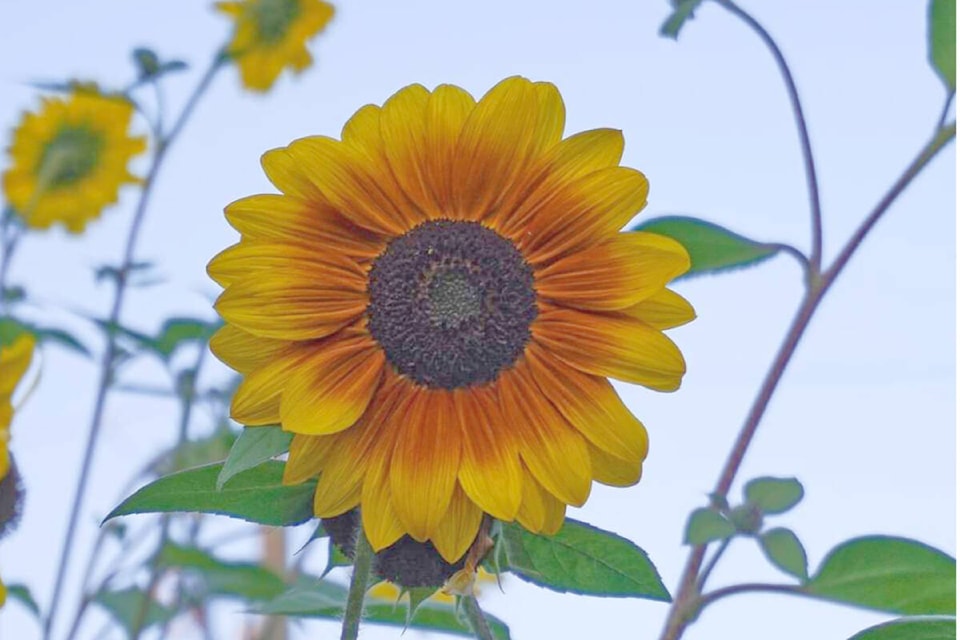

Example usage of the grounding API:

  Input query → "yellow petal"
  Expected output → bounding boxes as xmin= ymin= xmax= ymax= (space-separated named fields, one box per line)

xmin=522 ymin=167 xmax=649 ymax=265
xmin=621 ymin=288 xmax=696 ymax=330
xmin=280 ymin=335 xmax=384 ymax=436
xmin=210 ymin=325 xmax=290 ymax=375
xmin=494 ymin=128 xmax=624 ymax=238
xmin=231 ymin=346 xmax=305 ymax=425
xmin=497 ymin=361 xmax=592 ymax=507
xmin=283 ymin=433 xmax=336 ymax=485
xmin=454 ymin=386 xmax=522 ymax=521
xmin=535 ymin=232 xmax=690 ymax=311
xmin=224 ymin=193 xmax=385 ymax=260
xmin=389 ymin=389 xmax=461 ymax=540
xmin=525 ymin=343 xmax=648 ymax=463
xmin=451 ymin=77 xmax=564 ymax=220
xmin=514 ymin=467 xmax=546 ymax=532
xmin=431 ymin=485 xmax=483 ymax=563
xmin=588 ymin=443 xmax=643 ymax=487
xmin=533 ymin=306 xmax=686 ymax=391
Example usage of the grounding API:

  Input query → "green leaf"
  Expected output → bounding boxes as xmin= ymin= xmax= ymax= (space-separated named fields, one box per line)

xmin=660 ymin=0 xmax=704 ymax=39
xmin=806 ymin=536 xmax=956 ymax=615
xmin=132 ymin=47 xmax=161 ymax=77
xmin=6 ymin=584 xmax=41 ymax=618
xmin=930 ymin=0 xmax=957 ymax=92
xmin=323 ymin=541 xmax=352 ymax=576
xmin=153 ymin=317 xmax=218 ymax=358
xmin=31 ymin=327 xmax=90 ymax=357
xmin=151 ymin=427 xmax=236 ymax=476
xmin=157 ymin=543 xmax=286 ymax=601
xmin=94 ymin=588 xmax=176 ymax=637
xmin=633 ymin=216 xmax=783 ymax=278
xmin=217 ymin=426 xmax=293 ymax=490
xmin=848 ymin=616 xmax=956 ymax=640
xmin=743 ymin=476 xmax=805 ymax=515
xmin=0 ymin=317 xmax=30 ymax=347
xmin=256 ymin=580 xmax=510 ymax=639
xmin=501 ymin=519 xmax=669 ymax=600
xmin=684 ymin=508 xmax=736 ymax=545
xmin=760 ymin=528 xmax=808 ymax=580
xmin=106 ymin=461 xmax=316 ymax=527
xmin=404 ymin=586 xmax=439 ymax=621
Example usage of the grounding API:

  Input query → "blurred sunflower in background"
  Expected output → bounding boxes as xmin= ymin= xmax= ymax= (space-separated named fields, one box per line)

xmin=209 ymin=76 xmax=694 ymax=564
xmin=0 ymin=326 xmax=35 ymax=608
xmin=0 ymin=327 xmax=35 ymax=483
xmin=218 ymin=0 xmax=335 ymax=92
xmin=2 ymin=89 xmax=146 ymax=233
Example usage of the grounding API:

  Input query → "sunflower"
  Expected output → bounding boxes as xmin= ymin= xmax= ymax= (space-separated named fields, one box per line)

xmin=2 ymin=90 xmax=146 ymax=233
xmin=218 ymin=0 xmax=335 ymax=92
xmin=210 ymin=76 xmax=694 ymax=564
xmin=0 ymin=329 xmax=34 ymax=483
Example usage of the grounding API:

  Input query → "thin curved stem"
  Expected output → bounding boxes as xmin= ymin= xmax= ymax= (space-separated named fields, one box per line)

xmin=43 ymin=53 xmax=224 ymax=640
xmin=698 ymin=583 xmax=804 ymax=610
xmin=695 ymin=538 xmax=731 ymax=591
xmin=0 ymin=208 xmax=22 ymax=315
xmin=340 ymin=528 xmax=374 ymax=640
xmin=715 ymin=0 xmax=824 ymax=272
xmin=462 ymin=595 xmax=496 ymax=640
xmin=659 ymin=122 xmax=955 ymax=640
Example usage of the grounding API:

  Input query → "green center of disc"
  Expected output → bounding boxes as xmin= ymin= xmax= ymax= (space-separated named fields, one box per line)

xmin=253 ymin=0 xmax=301 ymax=43
xmin=37 ymin=126 xmax=103 ymax=189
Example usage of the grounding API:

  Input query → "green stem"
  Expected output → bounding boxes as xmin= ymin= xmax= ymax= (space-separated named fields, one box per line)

xmin=695 ymin=537 xmax=731 ymax=591
xmin=340 ymin=528 xmax=374 ymax=640
xmin=697 ymin=583 xmax=804 ymax=610
xmin=715 ymin=0 xmax=824 ymax=273
xmin=43 ymin=52 xmax=224 ymax=640
xmin=462 ymin=595 xmax=496 ymax=640
xmin=659 ymin=122 xmax=955 ymax=640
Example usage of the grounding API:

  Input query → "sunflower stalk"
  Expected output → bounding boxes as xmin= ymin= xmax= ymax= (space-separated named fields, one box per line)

xmin=659 ymin=120 xmax=956 ymax=640
xmin=461 ymin=595 xmax=496 ymax=640
xmin=43 ymin=52 xmax=225 ymax=640
xmin=340 ymin=526 xmax=375 ymax=640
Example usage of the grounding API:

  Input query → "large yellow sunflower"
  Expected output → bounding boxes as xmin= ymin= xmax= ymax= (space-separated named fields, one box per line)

xmin=2 ymin=90 xmax=146 ymax=233
xmin=209 ymin=77 xmax=695 ymax=563
xmin=0 ymin=330 xmax=34 ymax=482
xmin=218 ymin=0 xmax=335 ymax=92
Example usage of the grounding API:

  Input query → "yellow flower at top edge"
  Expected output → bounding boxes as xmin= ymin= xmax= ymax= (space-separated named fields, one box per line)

xmin=0 ymin=330 xmax=35 ymax=482
xmin=2 ymin=90 xmax=146 ymax=234
xmin=218 ymin=0 xmax=335 ymax=92
xmin=208 ymin=76 xmax=696 ymax=564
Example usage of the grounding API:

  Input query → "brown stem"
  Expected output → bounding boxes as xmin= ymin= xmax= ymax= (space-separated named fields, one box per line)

xmin=659 ymin=122 xmax=955 ymax=640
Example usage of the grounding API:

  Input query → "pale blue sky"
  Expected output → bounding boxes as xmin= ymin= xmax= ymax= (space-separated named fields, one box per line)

xmin=0 ymin=1 xmax=954 ymax=639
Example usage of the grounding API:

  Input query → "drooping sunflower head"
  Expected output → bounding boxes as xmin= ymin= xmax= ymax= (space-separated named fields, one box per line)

xmin=2 ymin=90 xmax=146 ymax=233
xmin=0 ymin=326 xmax=34 ymax=538
xmin=217 ymin=0 xmax=335 ymax=92
xmin=210 ymin=77 xmax=695 ymax=567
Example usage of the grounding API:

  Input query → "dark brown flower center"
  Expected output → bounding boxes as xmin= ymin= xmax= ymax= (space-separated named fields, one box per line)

xmin=367 ymin=220 xmax=537 ymax=389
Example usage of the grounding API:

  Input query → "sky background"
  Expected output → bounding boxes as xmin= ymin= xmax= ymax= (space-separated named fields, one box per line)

xmin=0 ymin=1 xmax=955 ymax=639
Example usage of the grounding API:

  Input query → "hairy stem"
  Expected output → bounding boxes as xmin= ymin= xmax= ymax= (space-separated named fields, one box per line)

xmin=659 ymin=122 xmax=955 ymax=640
xmin=340 ymin=527 xmax=374 ymax=640
xmin=716 ymin=0 xmax=824 ymax=272
xmin=462 ymin=595 xmax=496 ymax=640
xmin=44 ymin=53 xmax=224 ymax=640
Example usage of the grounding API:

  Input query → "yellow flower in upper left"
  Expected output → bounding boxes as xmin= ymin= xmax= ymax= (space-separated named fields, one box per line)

xmin=0 ymin=331 xmax=35 ymax=482
xmin=218 ymin=0 xmax=335 ymax=92
xmin=2 ymin=90 xmax=146 ymax=233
